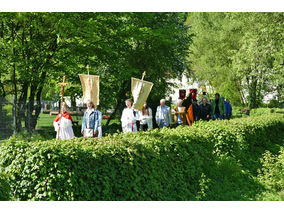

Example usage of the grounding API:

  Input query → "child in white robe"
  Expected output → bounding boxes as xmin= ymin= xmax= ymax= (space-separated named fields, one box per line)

xmin=53 ymin=103 xmax=75 ymax=140
xmin=121 ymin=99 xmax=138 ymax=133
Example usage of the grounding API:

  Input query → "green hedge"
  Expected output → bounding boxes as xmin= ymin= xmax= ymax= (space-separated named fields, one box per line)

xmin=250 ymin=108 xmax=284 ymax=116
xmin=0 ymin=172 xmax=11 ymax=200
xmin=0 ymin=114 xmax=283 ymax=201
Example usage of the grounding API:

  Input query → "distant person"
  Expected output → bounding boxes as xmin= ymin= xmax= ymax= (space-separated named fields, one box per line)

xmin=173 ymin=99 xmax=187 ymax=127
xmin=155 ymin=99 xmax=172 ymax=128
xmin=225 ymin=99 xmax=232 ymax=120
xmin=192 ymin=99 xmax=200 ymax=121
xmin=96 ymin=106 xmax=103 ymax=138
xmin=182 ymin=91 xmax=194 ymax=126
xmin=81 ymin=100 xmax=99 ymax=138
xmin=53 ymin=103 xmax=75 ymax=140
xmin=121 ymin=99 xmax=138 ymax=133
xmin=211 ymin=93 xmax=225 ymax=120
xmin=138 ymin=102 xmax=153 ymax=131
xmin=199 ymin=97 xmax=211 ymax=121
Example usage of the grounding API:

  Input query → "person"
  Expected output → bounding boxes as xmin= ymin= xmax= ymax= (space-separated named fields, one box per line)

xmin=96 ymin=106 xmax=103 ymax=138
xmin=138 ymin=102 xmax=153 ymax=131
xmin=224 ymin=99 xmax=232 ymax=120
xmin=53 ymin=103 xmax=75 ymax=140
xmin=211 ymin=93 xmax=225 ymax=120
xmin=155 ymin=99 xmax=172 ymax=128
xmin=121 ymin=99 xmax=138 ymax=133
xmin=173 ymin=99 xmax=187 ymax=127
xmin=81 ymin=100 xmax=99 ymax=138
xmin=199 ymin=97 xmax=211 ymax=121
xmin=192 ymin=99 xmax=200 ymax=121
xmin=182 ymin=91 xmax=194 ymax=126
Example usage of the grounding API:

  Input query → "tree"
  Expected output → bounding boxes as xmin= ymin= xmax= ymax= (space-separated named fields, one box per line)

xmin=188 ymin=12 xmax=284 ymax=108
xmin=0 ymin=12 xmax=191 ymax=132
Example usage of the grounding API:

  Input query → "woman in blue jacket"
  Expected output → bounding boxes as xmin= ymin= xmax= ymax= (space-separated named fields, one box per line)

xmin=81 ymin=100 xmax=99 ymax=138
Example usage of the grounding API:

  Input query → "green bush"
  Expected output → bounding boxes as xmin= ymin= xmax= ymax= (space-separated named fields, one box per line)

xmin=0 ymin=172 xmax=11 ymax=201
xmin=250 ymin=108 xmax=284 ymax=116
xmin=256 ymin=147 xmax=284 ymax=201
xmin=0 ymin=114 xmax=283 ymax=201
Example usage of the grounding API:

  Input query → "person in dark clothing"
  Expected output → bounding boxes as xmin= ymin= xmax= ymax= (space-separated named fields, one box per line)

xmin=211 ymin=93 xmax=225 ymax=120
xmin=182 ymin=91 xmax=194 ymax=126
xmin=199 ymin=97 xmax=211 ymax=121
xmin=192 ymin=99 xmax=200 ymax=121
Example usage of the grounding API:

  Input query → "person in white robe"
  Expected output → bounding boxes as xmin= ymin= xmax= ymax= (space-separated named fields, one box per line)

xmin=53 ymin=103 xmax=75 ymax=140
xmin=121 ymin=99 xmax=138 ymax=133
xmin=97 ymin=108 xmax=103 ymax=138
xmin=138 ymin=102 xmax=153 ymax=131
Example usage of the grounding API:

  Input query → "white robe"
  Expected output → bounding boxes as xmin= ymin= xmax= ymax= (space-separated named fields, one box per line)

xmin=121 ymin=107 xmax=137 ymax=133
xmin=98 ymin=110 xmax=102 ymax=138
xmin=53 ymin=116 xmax=75 ymax=140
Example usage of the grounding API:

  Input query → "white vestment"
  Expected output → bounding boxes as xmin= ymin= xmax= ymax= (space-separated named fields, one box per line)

xmin=98 ymin=110 xmax=102 ymax=138
xmin=53 ymin=116 xmax=75 ymax=140
xmin=121 ymin=108 xmax=138 ymax=133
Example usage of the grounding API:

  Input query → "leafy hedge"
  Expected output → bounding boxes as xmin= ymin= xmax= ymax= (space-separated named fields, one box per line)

xmin=0 ymin=114 xmax=283 ymax=201
xmin=250 ymin=108 xmax=284 ymax=116
xmin=0 ymin=172 xmax=11 ymax=200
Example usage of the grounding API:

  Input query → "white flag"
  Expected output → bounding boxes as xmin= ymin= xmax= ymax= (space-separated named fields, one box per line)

xmin=131 ymin=77 xmax=153 ymax=111
xmin=79 ymin=74 xmax=99 ymax=105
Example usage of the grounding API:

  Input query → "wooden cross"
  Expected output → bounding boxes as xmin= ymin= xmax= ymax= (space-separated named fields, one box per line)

xmin=58 ymin=75 xmax=69 ymax=114
xmin=57 ymin=75 xmax=69 ymax=140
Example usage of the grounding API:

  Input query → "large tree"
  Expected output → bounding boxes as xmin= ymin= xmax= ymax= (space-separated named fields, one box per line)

xmin=0 ymin=12 xmax=191 ymax=132
xmin=188 ymin=12 xmax=284 ymax=108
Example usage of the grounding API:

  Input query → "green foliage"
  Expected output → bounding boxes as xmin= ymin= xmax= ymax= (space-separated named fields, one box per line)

xmin=189 ymin=12 xmax=284 ymax=107
xmin=0 ymin=114 xmax=283 ymax=201
xmin=0 ymin=172 xmax=11 ymax=201
xmin=256 ymin=148 xmax=284 ymax=201
xmin=250 ymin=108 xmax=284 ymax=116
xmin=268 ymin=99 xmax=280 ymax=108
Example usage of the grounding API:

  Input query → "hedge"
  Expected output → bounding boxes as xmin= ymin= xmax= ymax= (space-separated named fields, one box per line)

xmin=0 ymin=114 xmax=283 ymax=201
xmin=250 ymin=108 xmax=284 ymax=116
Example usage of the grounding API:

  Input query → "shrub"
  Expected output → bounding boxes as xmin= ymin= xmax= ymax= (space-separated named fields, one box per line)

xmin=0 ymin=114 xmax=283 ymax=201
xmin=256 ymin=147 xmax=284 ymax=201
xmin=0 ymin=172 xmax=11 ymax=201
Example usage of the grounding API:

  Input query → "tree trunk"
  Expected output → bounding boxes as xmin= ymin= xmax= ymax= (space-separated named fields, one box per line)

xmin=105 ymin=80 xmax=129 ymax=127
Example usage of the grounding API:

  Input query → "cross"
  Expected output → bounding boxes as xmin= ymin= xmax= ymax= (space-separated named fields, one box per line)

xmin=58 ymin=75 xmax=69 ymax=114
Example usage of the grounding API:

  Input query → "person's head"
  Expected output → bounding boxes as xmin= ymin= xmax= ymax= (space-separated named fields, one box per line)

xmin=125 ymin=99 xmax=133 ymax=108
xmin=202 ymin=97 xmax=207 ymax=105
xmin=215 ymin=93 xmax=220 ymax=100
xmin=221 ymin=97 xmax=225 ymax=102
xmin=160 ymin=99 xmax=166 ymax=107
xmin=142 ymin=102 xmax=149 ymax=115
xmin=86 ymin=100 xmax=94 ymax=109
xmin=62 ymin=103 xmax=68 ymax=113
xmin=177 ymin=99 xmax=183 ymax=107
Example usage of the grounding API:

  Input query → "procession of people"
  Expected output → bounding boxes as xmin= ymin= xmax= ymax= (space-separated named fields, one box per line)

xmin=53 ymin=73 xmax=232 ymax=140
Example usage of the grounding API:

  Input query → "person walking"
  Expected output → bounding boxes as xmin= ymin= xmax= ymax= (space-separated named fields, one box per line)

xmin=53 ymin=103 xmax=75 ymax=140
xmin=225 ymin=99 xmax=232 ymax=120
xmin=121 ymin=99 xmax=138 ymax=133
xmin=211 ymin=93 xmax=225 ymax=120
xmin=173 ymin=99 xmax=187 ymax=127
xmin=138 ymin=102 xmax=153 ymax=131
xmin=81 ymin=100 xmax=99 ymax=138
xmin=199 ymin=97 xmax=211 ymax=121
xmin=192 ymin=99 xmax=200 ymax=121
xmin=155 ymin=99 xmax=172 ymax=129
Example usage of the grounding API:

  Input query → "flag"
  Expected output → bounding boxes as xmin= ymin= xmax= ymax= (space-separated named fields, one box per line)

xmin=131 ymin=77 xmax=153 ymax=111
xmin=79 ymin=74 xmax=99 ymax=105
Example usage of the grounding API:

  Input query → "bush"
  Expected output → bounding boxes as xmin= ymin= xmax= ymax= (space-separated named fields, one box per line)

xmin=0 ymin=172 xmax=11 ymax=201
xmin=256 ymin=147 xmax=284 ymax=201
xmin=250 ymin=108 xmax=284 ymax=116
xmin=0 ymin=114 xmax=283 ymax=201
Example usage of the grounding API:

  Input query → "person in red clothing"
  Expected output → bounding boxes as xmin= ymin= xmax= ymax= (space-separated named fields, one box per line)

xmin=53 ymin=103 xmax=75 ymax=140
